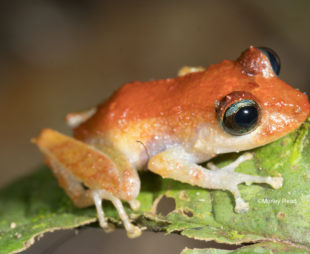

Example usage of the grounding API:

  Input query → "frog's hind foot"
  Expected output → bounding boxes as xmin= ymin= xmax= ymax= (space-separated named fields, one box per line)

xmin=91 ymin=189 xmax=142 ymax=238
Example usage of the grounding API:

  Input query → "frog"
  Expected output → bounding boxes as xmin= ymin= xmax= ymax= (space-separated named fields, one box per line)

xmin=34 ymin=46 xmax=310 ymax=238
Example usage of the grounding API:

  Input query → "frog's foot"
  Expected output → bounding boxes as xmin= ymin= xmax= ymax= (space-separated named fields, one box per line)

xmin=213 ymin=153 xmax=283 ymax=189
xmin=207 ymin=153 xmax=283 ymax=212
xmin=92 ymin=190 xmax=142 ymax=238
xmin=148 ymin=147 xmax=283 ymax=214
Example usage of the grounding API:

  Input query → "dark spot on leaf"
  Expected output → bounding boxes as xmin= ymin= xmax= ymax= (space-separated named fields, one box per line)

xmin=191 ymin=227 xmax=203 ymax=230
xmin=182 ymin=209 xmax=193 ymax=218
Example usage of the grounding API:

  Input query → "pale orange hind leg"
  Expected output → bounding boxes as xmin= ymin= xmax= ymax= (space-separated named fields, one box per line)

xmin=34 ymin=129 xmax=142 ymax=238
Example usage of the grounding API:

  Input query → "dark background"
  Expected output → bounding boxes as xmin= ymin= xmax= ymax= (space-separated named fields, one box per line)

xmin=0 ymin=0 xmax=309 ymax=253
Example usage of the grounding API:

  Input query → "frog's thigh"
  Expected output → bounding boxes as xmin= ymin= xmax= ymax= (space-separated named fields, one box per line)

xmin=36 ymin=129 xmax=140 ymax=201
xmin=35 ymin=129 xmax=141 ymax=237
xmin=46 ymin=156 xmax=94 ymax=208
xmin=148 ymin=147 xmax=283 ymax=213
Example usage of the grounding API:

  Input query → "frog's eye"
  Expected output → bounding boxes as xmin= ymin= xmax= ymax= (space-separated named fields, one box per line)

xmin=221 ymin=99 xmax=260 ymax=136
xmin=259 ymin=47 xmax=281 ymax=75
xmin=216 ymin=92 xmax=262 ymax=136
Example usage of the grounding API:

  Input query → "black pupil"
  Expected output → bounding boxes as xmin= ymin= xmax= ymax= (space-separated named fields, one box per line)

xmin=235 ymin=106 xmax=258 ymax=128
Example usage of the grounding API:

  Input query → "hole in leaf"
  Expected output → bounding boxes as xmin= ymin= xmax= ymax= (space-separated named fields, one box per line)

xmin=155 ymin=196 xmax=176 ymax=216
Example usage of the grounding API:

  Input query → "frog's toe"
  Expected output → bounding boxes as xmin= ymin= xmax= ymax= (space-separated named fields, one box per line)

xmin=126 ymin=225 xmax=142 ymax=238
xmin=268 ymin=176 xmax=283 ymax=189
xmin=234 ymin=198 xmax=249 ymax=213
xmin=102 ymin=223 xmax=115 ymax=233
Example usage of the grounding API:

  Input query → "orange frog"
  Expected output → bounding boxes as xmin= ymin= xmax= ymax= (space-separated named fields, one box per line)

xmin=34 ymin=46 xmax=310 ymax=238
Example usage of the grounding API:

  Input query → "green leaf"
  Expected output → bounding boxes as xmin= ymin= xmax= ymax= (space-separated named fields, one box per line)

xmin=0 ymin=168 xmax=97 ymax=254
xmin=0 ymin=117 xmax=310 ymax=253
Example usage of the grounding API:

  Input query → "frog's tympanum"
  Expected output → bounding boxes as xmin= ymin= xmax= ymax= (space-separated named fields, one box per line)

xmin=34 ymin=46 xmax=310 ymax=238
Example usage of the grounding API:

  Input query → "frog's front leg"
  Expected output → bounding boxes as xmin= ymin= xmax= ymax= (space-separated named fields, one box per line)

xmin=148 ymin=146 xmax=283 ymax=213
